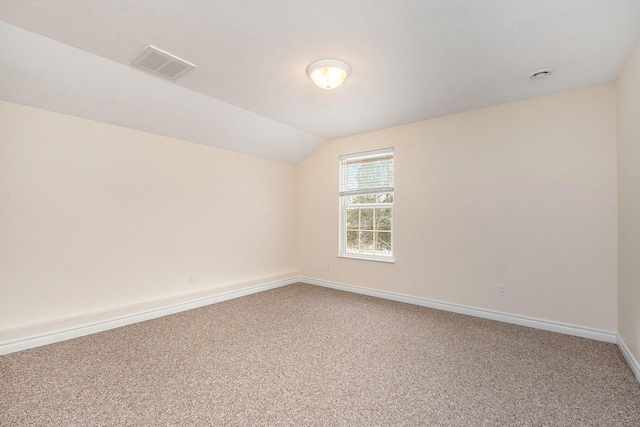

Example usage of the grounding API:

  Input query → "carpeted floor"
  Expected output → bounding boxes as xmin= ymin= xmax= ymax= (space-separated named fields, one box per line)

xmin=1 ymin=283 xmax=639 ymax=426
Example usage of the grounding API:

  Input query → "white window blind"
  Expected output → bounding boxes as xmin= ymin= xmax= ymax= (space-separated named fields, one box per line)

xmin=339 ymin=148 xmax=394 ymax=196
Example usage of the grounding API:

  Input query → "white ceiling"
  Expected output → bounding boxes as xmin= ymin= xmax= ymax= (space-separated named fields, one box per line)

xmin=1 ymin=1 xmax=639 ymax=164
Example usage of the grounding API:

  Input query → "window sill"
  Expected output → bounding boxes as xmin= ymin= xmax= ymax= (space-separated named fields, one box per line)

xmin=337 ymin=253 xmax=396 ymax=264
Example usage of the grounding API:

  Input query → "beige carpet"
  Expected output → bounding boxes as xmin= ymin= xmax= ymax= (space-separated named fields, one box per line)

xmin=1 ymin=283 xmax=639 ymax=426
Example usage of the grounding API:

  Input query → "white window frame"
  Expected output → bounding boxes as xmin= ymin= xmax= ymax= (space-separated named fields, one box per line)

xmin=338 ymin=148 xmax=395 ymax=263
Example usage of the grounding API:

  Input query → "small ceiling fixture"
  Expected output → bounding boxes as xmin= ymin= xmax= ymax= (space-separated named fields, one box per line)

xmin=529 ymin=67 xmax=553 ymax=80
xmin=307 ymin=59 xmax=351 ymax=89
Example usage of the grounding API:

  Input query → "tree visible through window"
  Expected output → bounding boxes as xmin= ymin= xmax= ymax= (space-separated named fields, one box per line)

xmin=339 ymin=148 xmax=394 ymax=261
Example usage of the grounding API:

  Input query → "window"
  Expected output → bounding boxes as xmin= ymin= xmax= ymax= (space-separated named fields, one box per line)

xmin=339 ymin=148 xmax=394 ymax=262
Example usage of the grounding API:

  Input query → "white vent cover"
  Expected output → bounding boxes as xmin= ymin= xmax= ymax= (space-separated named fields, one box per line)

xmin=131 ymin=45 xmax=195 ymax=80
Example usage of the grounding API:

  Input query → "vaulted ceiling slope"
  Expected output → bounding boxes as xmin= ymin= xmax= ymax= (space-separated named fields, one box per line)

xmin=1 ymin=1 xmax=639 ymax=164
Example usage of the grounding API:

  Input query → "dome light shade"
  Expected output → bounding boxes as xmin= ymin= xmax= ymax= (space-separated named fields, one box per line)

xmin=307 ymin=59 xmax=351 ymax=89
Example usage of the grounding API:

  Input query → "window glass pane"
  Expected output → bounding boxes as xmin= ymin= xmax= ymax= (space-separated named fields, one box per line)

xmin=376 ymin=231 xmax=391 ymax=253
xmin=376 ymin=193 xmax=393 ymax=203
xmin=346 ymin=231 xmax=359 ymax=252
xmin=375 ymin=208 xmax=392 ymax=231
xmin=346 ymin=208 xmax=359 ymax=230
xmin=360 ymin=208 xmax=374 ymax=230
xmin=360 ymin=231 xmax=374 ymax=253
xmin=346 ymin=193 xmax=392 ymax=205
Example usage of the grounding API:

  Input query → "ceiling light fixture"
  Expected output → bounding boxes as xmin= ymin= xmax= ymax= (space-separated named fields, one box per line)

xmin=307 ymin=59 xmax=351 ymax=89
xmin=529 ymin=67 xmax=553 ymax=80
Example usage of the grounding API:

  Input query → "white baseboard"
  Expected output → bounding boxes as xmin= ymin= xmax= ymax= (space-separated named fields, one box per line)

xmin=0 ymin=275 xmax=621 ymax=360
xmin=0 ymin=276 xmax=298 ymax=355
xmin=300 ymin=277 xmax=617 ymax=343
xmin=617 ymin=334 xmax=640 ymax=383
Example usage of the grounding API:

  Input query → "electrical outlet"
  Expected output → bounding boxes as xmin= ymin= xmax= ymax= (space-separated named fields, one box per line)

xmin=190 ymin=275 xmax=195 ymax=285
xmin=498 ymin=285 xmax=506 ymax=296
xmin=327 ymin=263 xmax=331 ymax=271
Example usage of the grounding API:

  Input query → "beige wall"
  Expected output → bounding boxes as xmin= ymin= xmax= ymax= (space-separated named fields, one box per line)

xmin=0 ymin=82 xmax=622 ymax=336
xmin=618 ymin=36 xmax=640 ymax=363
xmin=0 ymin=100 xmax=296 ymax=330
xmin=296 ymin=84 xmax=618 ymax=331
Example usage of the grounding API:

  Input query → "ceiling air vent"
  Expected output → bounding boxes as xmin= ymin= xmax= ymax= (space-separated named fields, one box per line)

xmin=131 ymin=45 xmax=195 ymax=80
